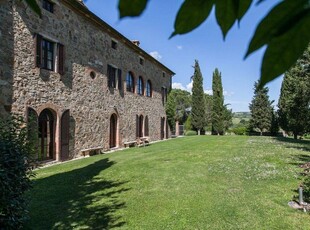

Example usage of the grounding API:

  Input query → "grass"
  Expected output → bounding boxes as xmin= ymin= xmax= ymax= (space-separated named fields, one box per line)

xmin=26 ymin=136 xmax=310 ymax=229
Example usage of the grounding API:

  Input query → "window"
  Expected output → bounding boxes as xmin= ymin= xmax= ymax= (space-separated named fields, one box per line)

xmin=137 ymin=76 xmax=144 ymax=95
xmin=146 ymin=80 xmax=152 ymax=97
xmin=35 ymin=34 xmax=65 ymax=74
xmin=126 ymin=72 xmax=135 ymax=93
xmin=42 ymin=0 xmax=54 ymax=13
xmin=162 ymin=87 xmax=167 ymax=105
xmin=111 ymin=40 xmax=117 ymax=49
xmin=90 ymin=71 xmax=96 ymax=79
xmin=163 ymin=72 xmax=166 ymax=78
xmin=107 ymin=64 xmax=122 ymax=89
xmin=139 ymin=57 xmax=144 ymax=65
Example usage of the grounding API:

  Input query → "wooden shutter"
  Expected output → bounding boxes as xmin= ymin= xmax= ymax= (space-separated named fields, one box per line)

xmin=58 ymin=44 xmax=65 ymax=75
xmin=61 ymin=110 xmax=70 ymax=161
xmin=35 ymin=34 xmax=42 ymax=67
xmin=118 ymin=69 xmax=122 ymax=90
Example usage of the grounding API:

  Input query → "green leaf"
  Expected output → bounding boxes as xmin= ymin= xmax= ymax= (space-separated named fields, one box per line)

xmin=23 ymin=0 xmax=41 ymax=17
xmin=171 ymin=0 xmax=214 ymax=38
xmin=260 ymin=11 xmax=310 ymax=86
xmin=237 ymin=0 xmax=252 ymax=22
xmin=118 ymin=0 xmax=148 ymax=18
xmin=245 ymin=0 xmax=308 ymax=58
xmin=215 ymin=0 xmax=239 ymax=39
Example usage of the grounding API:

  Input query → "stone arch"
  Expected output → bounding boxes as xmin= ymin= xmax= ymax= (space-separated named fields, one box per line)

xmin=38 ymin=108 xmax=57 ymax=161
xmin=109 ymin=113 xmax=118 ymax=148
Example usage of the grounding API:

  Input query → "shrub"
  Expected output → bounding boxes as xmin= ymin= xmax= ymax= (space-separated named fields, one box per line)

xmin=185 ymin=130 xmax=197 ymax=136
xmin=231 ymin=126 xmax=247 ymax=135
xmin=0 ymin=116 xmax=35 ymax=229
xmin=302 ymin=176 xmax=310 ymax=203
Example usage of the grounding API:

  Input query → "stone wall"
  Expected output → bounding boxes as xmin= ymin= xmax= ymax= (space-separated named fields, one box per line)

xmin=0 ymin=0 xmax=14 ymax=118
xmin=4 ymin=0 xmax=173 ymax=160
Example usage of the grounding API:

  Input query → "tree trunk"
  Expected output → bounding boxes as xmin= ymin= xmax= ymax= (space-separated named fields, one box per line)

xmin=197 ymin=129 xmax=200 ymax=135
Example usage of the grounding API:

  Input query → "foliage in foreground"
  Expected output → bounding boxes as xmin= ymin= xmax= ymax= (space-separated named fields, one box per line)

xmin=0 ymin=117 xmax=35 ymax=229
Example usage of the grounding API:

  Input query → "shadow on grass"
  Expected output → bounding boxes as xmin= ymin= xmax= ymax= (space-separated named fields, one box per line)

xmin=274 ymin=137 xmax=310 ymax=153
xmin=25 ymin=158 xmax=130 ymax=229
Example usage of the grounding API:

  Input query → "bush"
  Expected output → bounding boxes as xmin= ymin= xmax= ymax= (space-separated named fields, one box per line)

xmin=302 ymin=176 xmax=310 ymax=203
xmin=0 ymin=116 xmax=35 ymax=229
xmin=231 ymin=126 xmax=247 ymax=135
xmin=185 ymin=130 xmax=197 ymax=136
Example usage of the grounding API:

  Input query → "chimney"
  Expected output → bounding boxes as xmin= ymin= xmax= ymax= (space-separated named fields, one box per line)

xmin=132 ymin=40 xmax=140 ymax=47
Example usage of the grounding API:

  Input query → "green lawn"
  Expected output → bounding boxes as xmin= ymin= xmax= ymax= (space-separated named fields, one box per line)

xmin=26 ymin=136 xmax=310 ymax=229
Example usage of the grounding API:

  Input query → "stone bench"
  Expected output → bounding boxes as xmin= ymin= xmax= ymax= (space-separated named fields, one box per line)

xmin=124 ymin=140 xmax=137 ymax=148
xmin=80 ymin=146 xmax=103 ymax=156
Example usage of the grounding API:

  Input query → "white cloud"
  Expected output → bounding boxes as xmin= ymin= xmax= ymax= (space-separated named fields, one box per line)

xmin=177 ymin=45 xmax=183 ymax=50
xmin=205 ymin=89 xmax=213 ymax=95
xmin=149 ymin=51 xmax=162 ymax=60
xmin=223 ymin=90 xmax=235 ymax=97
xmin=186 ymin=81 xmax=193 ymax=92
xmin=172 ymin=82 xmax=186 ymax=90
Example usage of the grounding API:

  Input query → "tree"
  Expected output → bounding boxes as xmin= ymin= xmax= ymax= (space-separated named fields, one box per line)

xmin=169 ymin=89 xmax=192 ymax=124
xmin=223 ymin=104 xmax=233 ymax=132
xmin=278 ymin=45 xmax=310 ymax=139
xmin=204 ymin=93 xmax=213 ymax=132
xmin=0 ymin=116 xmax=35 ymax=229
xmin=191 ymin=60 xmax=206 ymax=135
xmin=211 ymin=68 xmax=225 ymax=135
xmin=249 ymin=81 xmax=273 ymax=135
xmin=165 ymin=91 xmax=176 ymax=133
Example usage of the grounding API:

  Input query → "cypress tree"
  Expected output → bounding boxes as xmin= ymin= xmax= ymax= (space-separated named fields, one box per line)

xmin=211 ymin=68 xmax=225 ymax=135
xmin=278 ymin=45 xmax=310 ymax=139
xmin=191 ymin=60 xmax=206 ymax=135
xmin=249 ymin=81 xmax=273 ymax=135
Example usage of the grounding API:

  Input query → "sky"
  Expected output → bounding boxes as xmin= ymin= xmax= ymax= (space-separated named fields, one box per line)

xmin=84 ymin=0 xmax=283 ymax=112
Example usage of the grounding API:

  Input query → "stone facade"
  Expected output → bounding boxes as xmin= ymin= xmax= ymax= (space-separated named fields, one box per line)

xmin=0 ymin=0 xmax=174 ymax=161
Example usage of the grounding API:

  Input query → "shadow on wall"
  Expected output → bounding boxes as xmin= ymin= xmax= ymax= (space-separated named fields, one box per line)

xmin=25 ymin=158 xmax=130 ymax=229
xmin=0 ymin=1 xmax=14 ymax=118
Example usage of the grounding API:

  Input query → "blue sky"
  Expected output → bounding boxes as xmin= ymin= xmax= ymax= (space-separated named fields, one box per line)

xmin=84 ymin=0 xmax=282 ymax=112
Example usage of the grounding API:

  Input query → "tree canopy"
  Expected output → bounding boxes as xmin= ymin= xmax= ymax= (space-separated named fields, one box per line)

xmin=191 ymin=60 xmax=206 ymax=135
xmin=278 ymin=45 xmax=310 ymax=139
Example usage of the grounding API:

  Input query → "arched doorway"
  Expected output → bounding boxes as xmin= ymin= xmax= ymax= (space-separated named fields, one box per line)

xmin=110 ymin=114 xmax=118 ymax=148
xmin=38 ymin=109 xmax=56 ymax=161
xmin=139 ymin=115 xmax=144 ymax=137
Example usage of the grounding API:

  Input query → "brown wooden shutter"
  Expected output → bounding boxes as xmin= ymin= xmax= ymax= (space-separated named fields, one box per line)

xmin=61 ymin=110 xmax=70 ymax=161
xmin=35 ymin=34 xmax=42 ymax=67
xmin=118 ymin=69 xmax=122 ymax=90
xmin=58 ymin=44 xmax=65 ymax=75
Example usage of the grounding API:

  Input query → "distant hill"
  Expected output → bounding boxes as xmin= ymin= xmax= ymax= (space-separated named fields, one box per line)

xmin=232 ymin=112 xmax=251 ymax=126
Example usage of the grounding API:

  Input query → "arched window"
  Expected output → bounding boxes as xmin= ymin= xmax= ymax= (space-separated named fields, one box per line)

xmin=146 ymin=80 xmax=152 ymax=97
xmin=126 ymin=72 xmax=134 ymax=93
xmin=137 ymin=76 xmax=144 ymax=95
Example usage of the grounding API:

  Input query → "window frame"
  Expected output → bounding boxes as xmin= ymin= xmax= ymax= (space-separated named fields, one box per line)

xmin=42 ymin=0 xmax=54 ymax=13
xmin=126 ymin=72 xmax=135 ymax=93
xmin=137 ymin=76 xmax=144 ymax=96
xmin=107 ymin=64 xmax=122 ymax=90
xmin=146 ymin=80 xmax=152 ymax=97
xmin=41 ymin=38 xmax=54 ymax=71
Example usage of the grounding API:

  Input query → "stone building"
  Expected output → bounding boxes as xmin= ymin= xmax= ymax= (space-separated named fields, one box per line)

xmin=0 ymin=0 xmax=174 ymax=161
